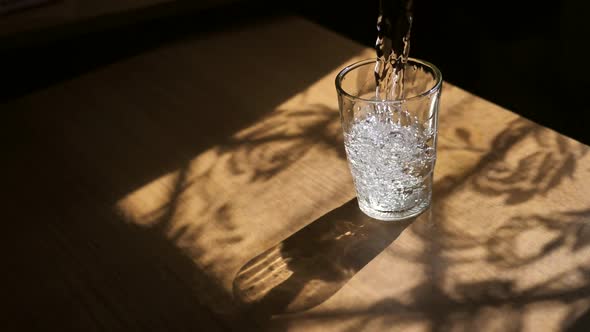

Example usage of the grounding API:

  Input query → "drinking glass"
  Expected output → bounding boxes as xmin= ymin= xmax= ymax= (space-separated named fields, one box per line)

xmin=335 ymin=58 xmax=442 ymax=221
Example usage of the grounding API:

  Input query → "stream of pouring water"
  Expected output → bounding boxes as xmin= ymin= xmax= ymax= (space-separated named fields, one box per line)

xmin=343 ymin=0 xmax=435 ymax=215
xmin=374 ymin=0 xmax=414 ymax=100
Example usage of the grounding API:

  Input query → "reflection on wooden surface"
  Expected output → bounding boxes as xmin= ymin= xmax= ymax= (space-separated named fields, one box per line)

xmin=5 ymin=16 xmax=590 ymax=331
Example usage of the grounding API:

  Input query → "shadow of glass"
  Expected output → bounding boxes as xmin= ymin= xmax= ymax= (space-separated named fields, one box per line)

xmin=233 ymin=198 xmax=418 ymax=316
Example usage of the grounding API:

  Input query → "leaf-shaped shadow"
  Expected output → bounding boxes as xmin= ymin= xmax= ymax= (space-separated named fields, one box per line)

xmin=455 ymin=127 xmax=472 ymax=145
xmin=219 ymin=105 xmax=344 ymax=182
xmin=472 ymin=118 xmax=587 ymax=205
xmin=485 ymin=208 xmax=590 ymax=268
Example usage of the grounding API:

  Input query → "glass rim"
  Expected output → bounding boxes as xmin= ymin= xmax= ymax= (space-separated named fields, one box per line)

xmin=335 ymin=57 xmax=443 ymax=104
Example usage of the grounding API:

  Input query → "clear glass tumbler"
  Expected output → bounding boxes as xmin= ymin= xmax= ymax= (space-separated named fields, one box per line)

xmin=335 ymin=58 xmax=442 ymax=221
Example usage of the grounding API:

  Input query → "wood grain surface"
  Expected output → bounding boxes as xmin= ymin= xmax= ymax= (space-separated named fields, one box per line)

xmin=5 ymin=16 xmax=590 ymax=331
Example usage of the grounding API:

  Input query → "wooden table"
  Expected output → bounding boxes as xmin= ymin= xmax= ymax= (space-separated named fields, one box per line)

xmin=5 ymin=16 xmax=590 ymax=331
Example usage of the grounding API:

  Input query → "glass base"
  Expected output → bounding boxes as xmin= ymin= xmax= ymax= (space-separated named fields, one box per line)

xmin=358 ymin=192 xmax=431 ymax=221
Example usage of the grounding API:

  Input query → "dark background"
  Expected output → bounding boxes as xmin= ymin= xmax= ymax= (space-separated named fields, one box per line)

xmin=298 ymin=0 xmax=589 ymax=145
xmin=1 ymin=0 xmax=588 ymax=144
